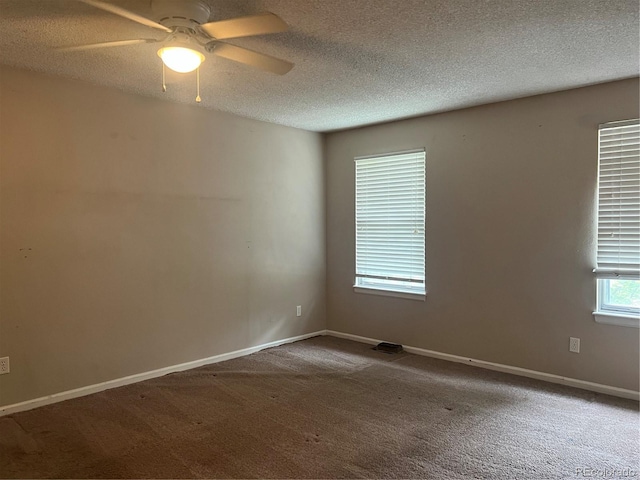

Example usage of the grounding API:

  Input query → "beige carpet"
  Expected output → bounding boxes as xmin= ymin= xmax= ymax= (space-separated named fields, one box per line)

xmin=0 ymin=335 xmax=638 ymax=479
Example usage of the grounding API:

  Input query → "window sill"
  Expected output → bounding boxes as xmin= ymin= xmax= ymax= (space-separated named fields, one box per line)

xmin=593 ymin=311 xmax=640 ymax=328
xmin=353 ymin=286 xmax=426 ymax=301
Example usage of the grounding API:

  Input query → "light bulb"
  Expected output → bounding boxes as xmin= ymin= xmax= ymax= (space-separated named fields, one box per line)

xmin=157 ymin=46 xmax=205 ymax=73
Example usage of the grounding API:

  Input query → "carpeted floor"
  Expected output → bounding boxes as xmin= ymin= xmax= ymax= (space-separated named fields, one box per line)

xmin=0 ymin=335 xmax=638 ymax=479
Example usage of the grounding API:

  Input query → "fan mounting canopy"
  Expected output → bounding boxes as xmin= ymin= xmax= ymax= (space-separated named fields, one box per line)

xmin=152 ymin=0 xmax=212 ymax=29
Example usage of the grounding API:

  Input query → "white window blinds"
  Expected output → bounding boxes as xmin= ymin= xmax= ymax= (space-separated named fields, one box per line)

xmin=596 ymin=119 xmax=640 ymax=278
xmin=355 ymin=150 xmax=426 ymax=295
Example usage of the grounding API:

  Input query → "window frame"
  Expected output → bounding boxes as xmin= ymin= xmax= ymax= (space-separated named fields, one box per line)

xmin=597 ymin=279 xmax=639 ymax=313
xmin=353 ymin=149 xmax=426 ymax=300
xmin=593 ymin=119 xmax=640 ymax=328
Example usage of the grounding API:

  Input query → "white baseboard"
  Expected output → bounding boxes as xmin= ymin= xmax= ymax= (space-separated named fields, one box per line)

xmin=326 ymin=330 xmax=639 ymax=401
xmin=0 ymin=330 xmax=327 ymax=417
xmin=3 ymin=328 xmax=636 ymax=416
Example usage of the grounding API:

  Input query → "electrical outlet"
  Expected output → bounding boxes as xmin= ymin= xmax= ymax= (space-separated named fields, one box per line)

xmin=296 ymin=305 xmax=302 ymax=317
xmin=0 ymin=357 xmax=9 ymax=375
xmin=569 ymin=337 xmax=580 ymax=353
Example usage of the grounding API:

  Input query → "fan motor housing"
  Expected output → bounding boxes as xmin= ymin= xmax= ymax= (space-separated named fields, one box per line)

xmin=152 ymin=0 xmax=211 ymax=28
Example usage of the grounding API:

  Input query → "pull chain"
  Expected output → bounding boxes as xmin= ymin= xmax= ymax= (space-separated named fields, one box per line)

xmin=195 ymin=66 xmax=202 ymax=103
xmin=162 ymin=63 xmax=166 ymax=92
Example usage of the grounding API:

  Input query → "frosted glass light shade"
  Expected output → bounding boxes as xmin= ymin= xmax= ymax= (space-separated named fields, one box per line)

xmin=157 ymin=46 xmax=205 ymax=73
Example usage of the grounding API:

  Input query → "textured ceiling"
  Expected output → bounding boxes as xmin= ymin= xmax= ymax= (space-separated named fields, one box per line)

xmin=0 ymin=0 xmax=638 ymax=132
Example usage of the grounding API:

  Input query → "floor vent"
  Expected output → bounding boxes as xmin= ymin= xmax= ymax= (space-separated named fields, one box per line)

xmin=373 ymin=342 xmax=403 ymax=354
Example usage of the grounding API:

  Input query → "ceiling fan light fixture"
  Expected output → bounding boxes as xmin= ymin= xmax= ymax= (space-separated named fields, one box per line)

xmin=157 ymin=45 xmax=205 ymax=73
xmin=59 ymin=0 xmax=294 ymax=104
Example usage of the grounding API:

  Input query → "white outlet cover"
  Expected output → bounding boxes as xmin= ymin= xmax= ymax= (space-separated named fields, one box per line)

xmin=296 ymin=306 xmax=302 ymax=317
xmin=569 ymin=337 xmax=580 ymax=353
xmin=0 ymin=357 xmax=9 ymax=374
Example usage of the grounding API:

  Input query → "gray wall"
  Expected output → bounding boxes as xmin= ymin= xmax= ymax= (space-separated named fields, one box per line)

xmin=326 ymin=78 xmax=640 ymax=391
xmin=1 ymin=66 xmax=638 ymax=407
xmin=0 ymin=67 xmax=326 ymax=407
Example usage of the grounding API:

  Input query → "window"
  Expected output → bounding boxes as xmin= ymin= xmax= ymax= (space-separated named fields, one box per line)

xmin=594 ymin=119 xmax=640 ymax=327
xmin=354 ymin=149 xmax=426 ymax=299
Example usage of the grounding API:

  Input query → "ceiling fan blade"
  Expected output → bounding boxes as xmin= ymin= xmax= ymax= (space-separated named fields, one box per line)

xmin=200 ymin=13 xmax=287 ymax=40
xmin=79 ymin=0 xmax=172 ymax=33
xmin=56 ymin=38 xmax=158 ymax=52
xmin=212 ymin=43 xmax=294 ymax=75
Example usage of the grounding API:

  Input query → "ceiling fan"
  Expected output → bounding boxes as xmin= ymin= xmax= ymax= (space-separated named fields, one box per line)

xmin=58 ymin=0 xmax=294 ymax=101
